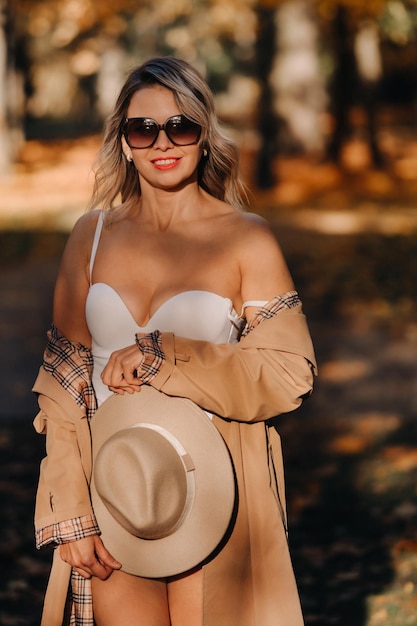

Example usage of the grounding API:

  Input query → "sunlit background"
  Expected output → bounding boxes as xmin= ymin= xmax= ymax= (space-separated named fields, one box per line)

xmin=1 ymin=2 xmax=417 ymax=625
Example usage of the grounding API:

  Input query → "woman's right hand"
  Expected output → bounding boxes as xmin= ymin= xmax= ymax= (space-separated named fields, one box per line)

xmin=59 ymin=535 xmax=122 ymax=580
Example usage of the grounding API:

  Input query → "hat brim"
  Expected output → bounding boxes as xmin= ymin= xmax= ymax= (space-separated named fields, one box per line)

xmin=90 ymin=386 xmax=236 ymax=578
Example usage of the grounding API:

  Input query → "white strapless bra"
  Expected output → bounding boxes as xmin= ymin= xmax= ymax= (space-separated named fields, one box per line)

xmin=85 ymin=213 xmax=267 ymax=406
xmin=86 ymin=287 xmax=244 ymax=406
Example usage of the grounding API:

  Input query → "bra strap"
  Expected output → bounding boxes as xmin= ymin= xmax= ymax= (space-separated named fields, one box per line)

xmin=240 ymin=300 xmax=268 ymax=317
xmin=89 ymin=211 xmax=104 ymax=285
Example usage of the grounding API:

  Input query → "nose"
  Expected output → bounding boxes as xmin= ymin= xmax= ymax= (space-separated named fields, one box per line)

xmin=153 ymin=128 xmax=173 ymax=149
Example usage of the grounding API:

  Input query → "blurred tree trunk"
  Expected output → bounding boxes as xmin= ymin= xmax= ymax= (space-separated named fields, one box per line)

xmin=326 ymin=6 xmax=383 ymax=168
xmin=326 ymin=5 xmax=355 ymax=163
xmin=0 ymin=0 xmax=25 ymax=175
xmin=255 ymin=4 xmax=280 ymax=189
xmin=0 ymin=0 xmax=10 ymax=174
xmin=254 ymin=1 xmax=325 ymax=189
xmin=354 ymin=20 xmax=384 ymax=167
xmin=270 ymin=0 xmax=326 ymax=154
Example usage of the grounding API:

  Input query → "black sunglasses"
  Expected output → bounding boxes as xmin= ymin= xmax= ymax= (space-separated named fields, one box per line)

xmin=123 ymin=115 xmax=202 ymax=149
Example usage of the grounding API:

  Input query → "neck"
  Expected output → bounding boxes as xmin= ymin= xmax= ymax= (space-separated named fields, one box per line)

xmin=138 ymin=182 xmax=207 ymax=231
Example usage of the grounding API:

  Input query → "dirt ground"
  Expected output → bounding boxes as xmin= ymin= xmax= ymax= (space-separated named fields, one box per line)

xmin=1 ymin=136 xmax=417 ymax=625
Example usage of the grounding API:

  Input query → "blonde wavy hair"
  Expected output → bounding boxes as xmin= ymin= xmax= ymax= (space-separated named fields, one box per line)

xmin=88 ymin=57 xmax=247 ymax=220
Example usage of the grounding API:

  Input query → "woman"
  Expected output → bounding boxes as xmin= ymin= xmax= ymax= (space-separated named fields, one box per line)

xmin=33 ymin=56 xmax=317 ymax=626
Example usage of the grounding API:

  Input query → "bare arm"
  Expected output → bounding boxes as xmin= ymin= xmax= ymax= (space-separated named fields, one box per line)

xmin=41 ymin=211 xmax=121 ymax=577
xmin=238 ymin=213 xmax=295 ymax=322
xmin=52 ymin=211 xmax=99 ymax=345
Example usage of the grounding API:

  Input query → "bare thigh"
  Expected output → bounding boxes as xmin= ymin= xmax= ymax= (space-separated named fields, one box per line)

xmin=92 ymin=570 xmax=170 ymax=626
xmin=167 ymin=567 xmax=203 ymax=626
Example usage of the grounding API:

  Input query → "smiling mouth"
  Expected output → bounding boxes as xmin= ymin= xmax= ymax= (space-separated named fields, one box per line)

xmin=152 ymin=158 xmax=180 ymax=168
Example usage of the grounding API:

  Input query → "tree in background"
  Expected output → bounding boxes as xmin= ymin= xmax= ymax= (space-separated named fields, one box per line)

xmin=11 ymin=0 xmax=257 ymax=132
xmin=2 ymin=0 xmax=417 ymax=183
xmin=0 ymin=0 xmax=25 ymax=174
xmin=255 ymin=0 xmax=327 ymax=188
xmin=255 ymin=0 xmax=389 ymax=185
xmin=319 ymin=0 xmax=386 ymax=167
xmin=255 ymin=2 xmax=281 ymax=189
xmin=0 ymin=0 xmax=8 ymax=173
xmin=2 ymin=0 xmax=259 ymax=174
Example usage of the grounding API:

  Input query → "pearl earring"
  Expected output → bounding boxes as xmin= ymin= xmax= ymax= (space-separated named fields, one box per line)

xmin=203 ymin=148 xmax=208 ymax=157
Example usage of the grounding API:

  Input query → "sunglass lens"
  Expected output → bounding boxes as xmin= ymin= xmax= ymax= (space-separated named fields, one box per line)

xmin=126 ymin=119 xmax=158 ymax=148
xmin=167 ymin=116 xmax=201 ymax=145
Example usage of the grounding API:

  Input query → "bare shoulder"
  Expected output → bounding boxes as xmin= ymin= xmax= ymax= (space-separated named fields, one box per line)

xmin=57 ymin=210 xmax=104 ymax=282
xmin=228 ymin=210 xmax=295 ymax=301
xmin=228 ymin=210 xmax=284 ymax=258
xmin=62 ymin=210 xmax=101 ymax=260
xmin=52 ymin=210 xmax=101 ymax=343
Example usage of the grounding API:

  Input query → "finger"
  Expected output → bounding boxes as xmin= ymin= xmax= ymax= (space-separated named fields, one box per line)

xmin=109 ymin=380 xmax=142 ymax=392
xmin=121 ymin=378 xmax=143 ymax=390
xmin=79 ymin=553 xmax=114 ymax=580
xmin=101 ymin=353 xmax=126 ymax=384
xmin=103 ymin=364 xmax=137 ymax=388
xmin=121 ymin=361 xmax=144 ymax=384
xmin=89 ymin=561 xmax=115 ymax=581
xmin=101 ymin=356 xmax=118 ymax=380
xmin=73 ymin=566 xmax=92 ymax=579
xmin=102 ymin=345 xmax=142 ymax=385
xmin=95 ymin=543 xmax=122 ymax=570
xmin=108 ymin=385 xmax=142 ymax=395
xmin=101 ymin=367 xmax=124 ymax=387
xmin=108 ymin=386 xmax=125 ymax=395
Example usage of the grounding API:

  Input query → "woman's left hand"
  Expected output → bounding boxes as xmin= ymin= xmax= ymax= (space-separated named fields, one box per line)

xmin=101 ymin=330 xmax=165 ymax=394
xmin=101 ymin=344 xmax=144 ymax=394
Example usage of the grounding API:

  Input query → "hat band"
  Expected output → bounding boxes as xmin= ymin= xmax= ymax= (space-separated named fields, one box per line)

xmin=134 ymin=423 xmax=196 ymax=535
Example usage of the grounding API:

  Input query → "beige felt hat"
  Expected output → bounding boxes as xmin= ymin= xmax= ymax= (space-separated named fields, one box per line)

xmin=90 ymin=386 xmax=236 ymax=578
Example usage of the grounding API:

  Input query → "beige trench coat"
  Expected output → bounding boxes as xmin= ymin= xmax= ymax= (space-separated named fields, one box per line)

xmin=34 ymin=304 xmax=317 ymax=626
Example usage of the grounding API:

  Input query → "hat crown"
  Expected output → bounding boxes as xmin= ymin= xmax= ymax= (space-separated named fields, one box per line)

xmin=91 ymin=387 xmax=236 ymax=578
xmin=94 ymin=426 xmax=194 ymax=540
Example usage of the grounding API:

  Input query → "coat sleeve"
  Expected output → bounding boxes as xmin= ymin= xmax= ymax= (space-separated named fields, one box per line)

xmin=151 ymin=304 xmax=317 ymax=422
xmin=32 ymin=368 xmax=95 ymax=532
